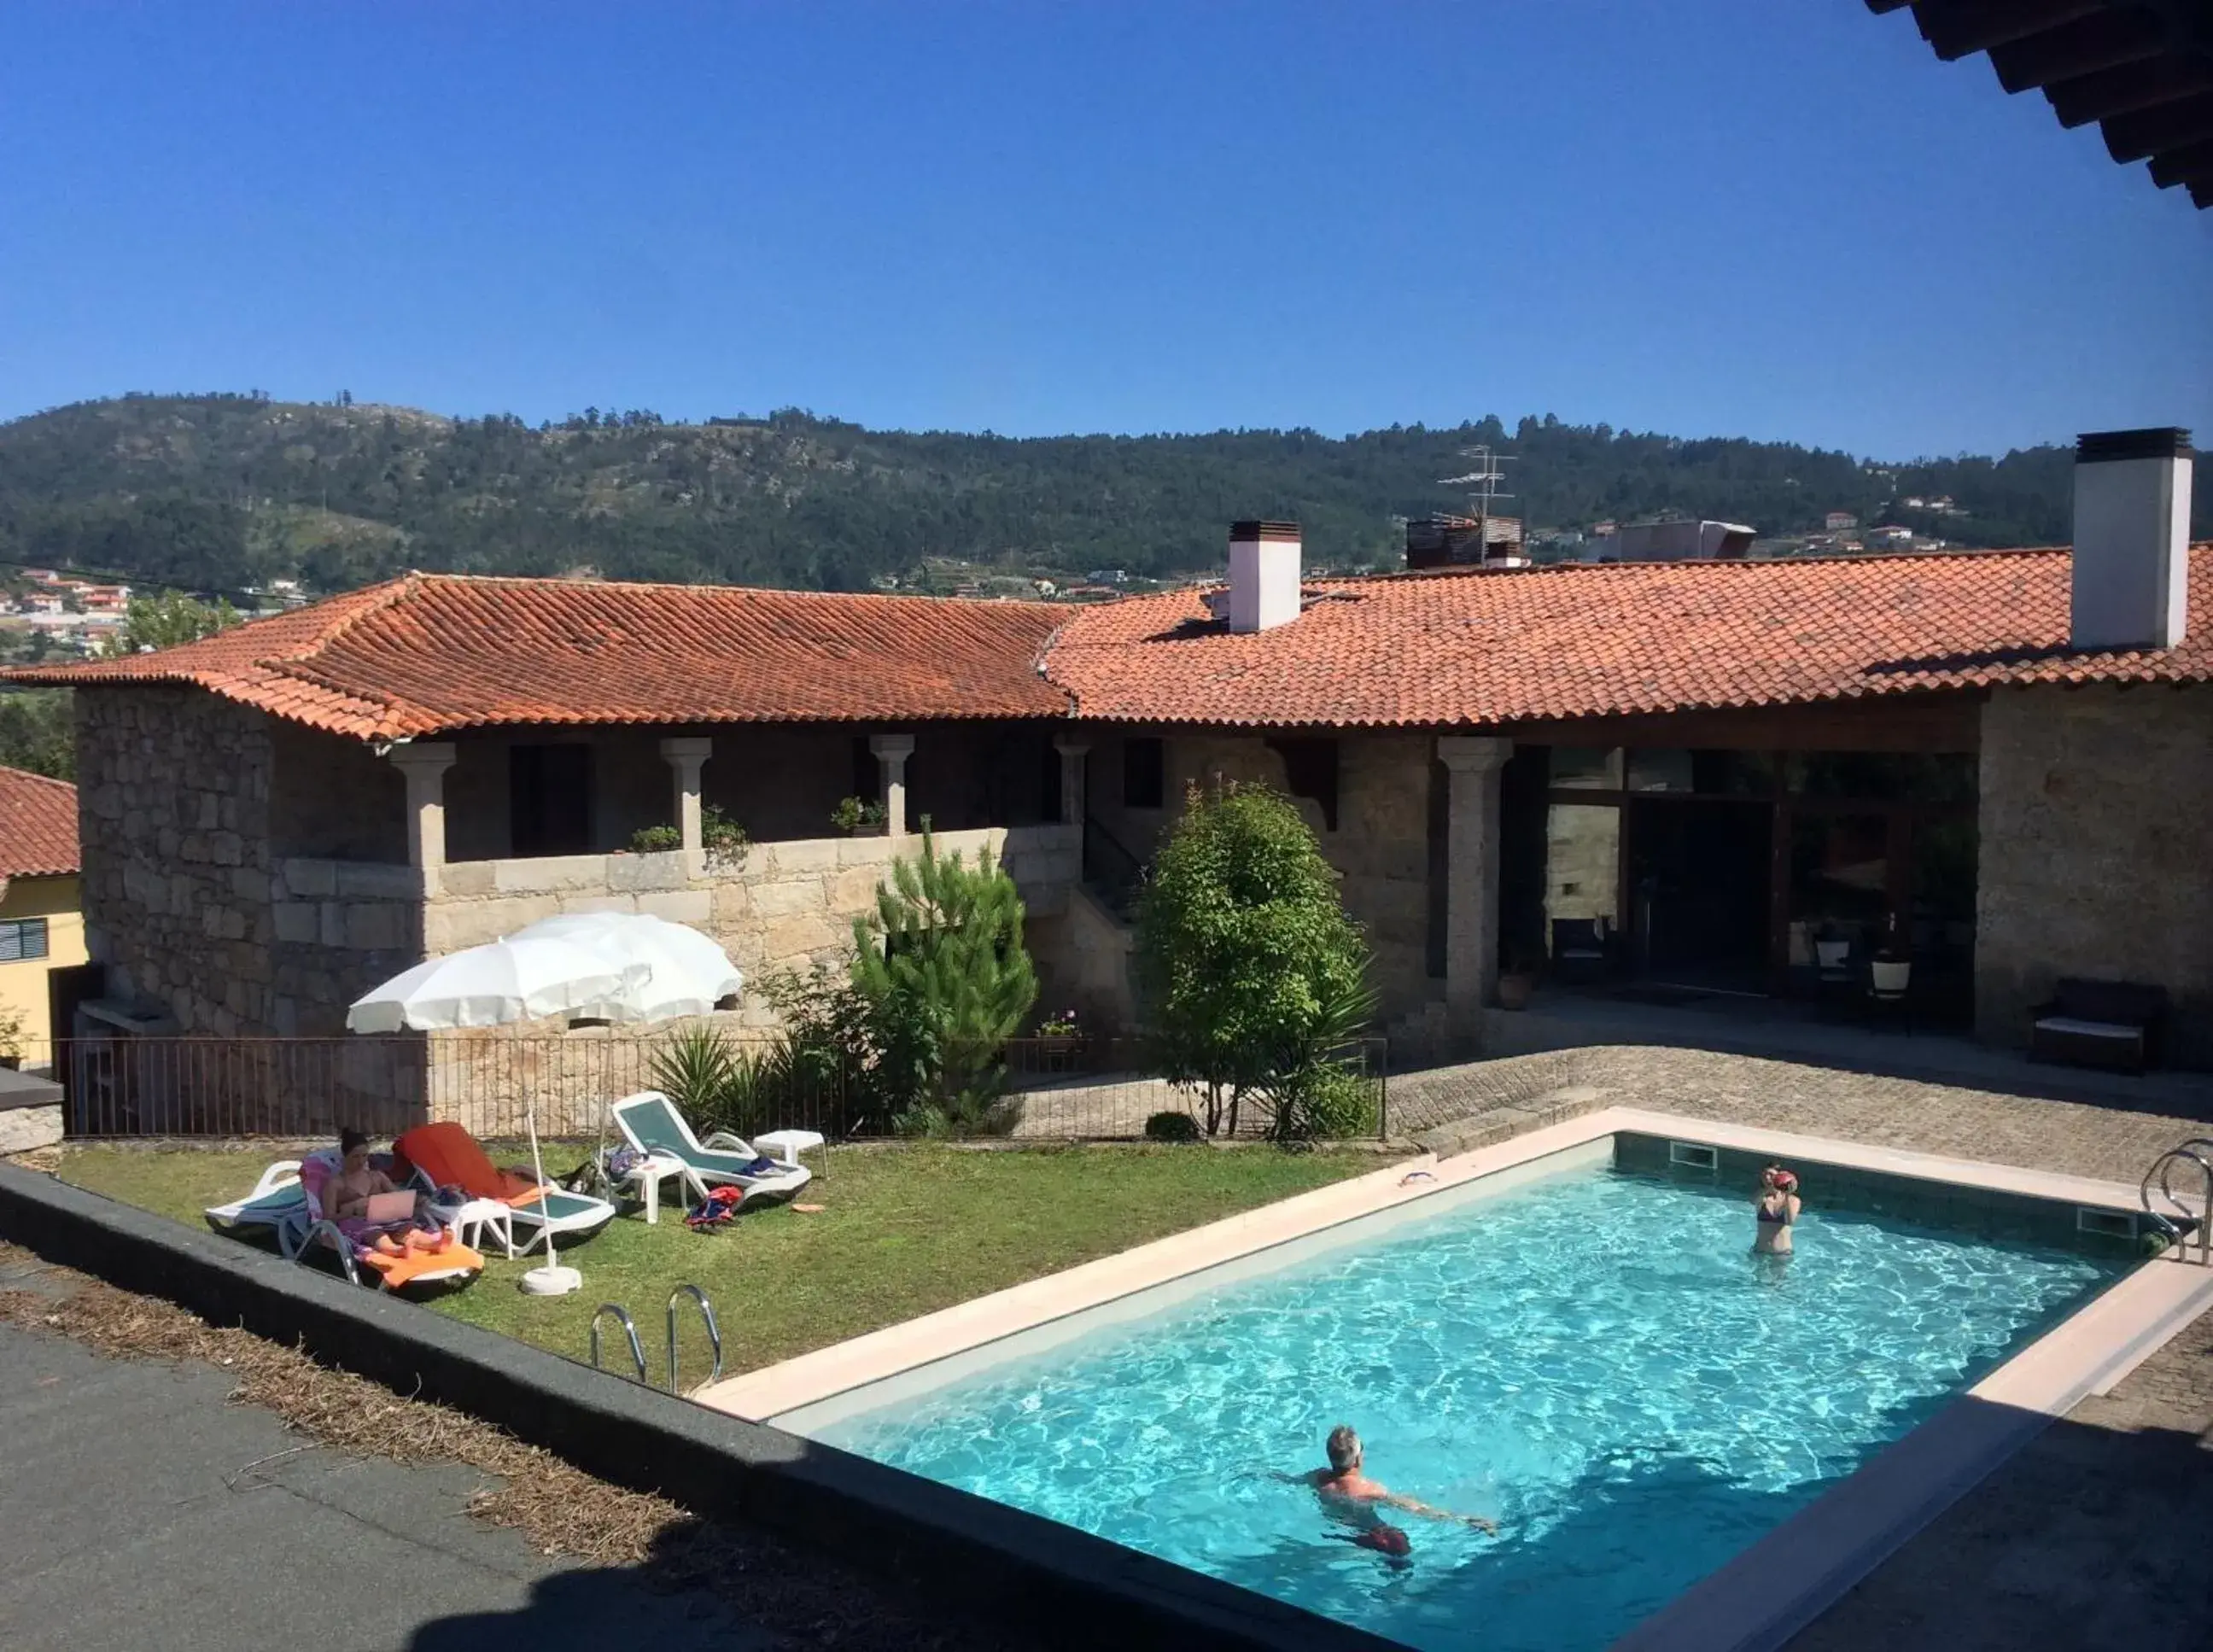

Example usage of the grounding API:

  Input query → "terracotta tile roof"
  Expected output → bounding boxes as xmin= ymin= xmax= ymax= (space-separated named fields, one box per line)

xmin=0 ymin=575 xmax=1071 ymax=739
xmin=1038 ymin=546 xmax=2213 ymax=728
xmin=0 ymin=765 xmax=79 ymax=878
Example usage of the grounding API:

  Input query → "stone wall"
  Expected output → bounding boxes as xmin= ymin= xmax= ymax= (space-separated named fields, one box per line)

xmin=1977 ymin=684 xmax=2213 ymax=1067
xmin=425 ymin=824 xmax=1083 ymax=1027
xmin=1084 ymin=729 xmax=1436 ymax=1019
xmin=74 ymin=687 xmax=427 ymax=1042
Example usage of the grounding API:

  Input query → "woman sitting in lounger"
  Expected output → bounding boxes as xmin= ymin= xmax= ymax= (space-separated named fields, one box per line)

xmin=329 ymin=1127 xmax=448 ymax=1255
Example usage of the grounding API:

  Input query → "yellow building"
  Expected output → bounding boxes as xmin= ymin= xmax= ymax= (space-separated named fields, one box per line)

xmin=0 ymin=764 xmax=85 ymax=1066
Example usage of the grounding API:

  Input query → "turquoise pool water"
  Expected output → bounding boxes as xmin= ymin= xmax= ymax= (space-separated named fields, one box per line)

xmin=808 ymin=1163 xmax=2126 ymax=1651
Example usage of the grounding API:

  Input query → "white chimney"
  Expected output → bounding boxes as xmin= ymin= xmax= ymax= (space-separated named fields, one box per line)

xmin=1227 ymin=520 xmax=1302 ymax=633
xmin=2071 ymin=427 xmax=2192 ymax=651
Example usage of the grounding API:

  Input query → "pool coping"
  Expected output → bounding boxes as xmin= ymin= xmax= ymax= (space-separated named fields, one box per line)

xmin=697 ymin=1106 xmax=2213 ymax=1652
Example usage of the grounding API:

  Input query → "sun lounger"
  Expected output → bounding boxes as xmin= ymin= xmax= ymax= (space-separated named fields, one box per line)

xmin=608 ymin=1090 xmax=815 ymax=1210
xmin=291 ymin=1151 xmax=482 ymax=1293
xmin=204 ymin=1159 xmax=308 ymax=1237
xmin=392 ymin=1121 xmax=617 ymax=1258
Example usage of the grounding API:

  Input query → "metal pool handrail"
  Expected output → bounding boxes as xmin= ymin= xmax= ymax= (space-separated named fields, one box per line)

xmin=589 ymin=1302 xmax=649 ymax=1381
xmin=667 ymin=1284 xmax=723 ymax=1394
xmin=2140 ymin=1141 xmax=2212 ymax=1265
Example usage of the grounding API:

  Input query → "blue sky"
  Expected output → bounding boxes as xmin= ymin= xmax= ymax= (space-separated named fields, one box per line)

xmin=2 ymin=2 xmax=2207 ymax=459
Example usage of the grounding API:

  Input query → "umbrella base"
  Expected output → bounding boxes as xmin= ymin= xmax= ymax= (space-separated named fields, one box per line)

xmin=520 ymin=1264 xmax=582 ymax=1296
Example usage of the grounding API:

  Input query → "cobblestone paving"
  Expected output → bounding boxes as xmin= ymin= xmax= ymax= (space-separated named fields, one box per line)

xmin=1391 ymin=1044 xmax=2213 ymax=1652
xmin=1390 ymin=1044 xmax=2213 ymax=1184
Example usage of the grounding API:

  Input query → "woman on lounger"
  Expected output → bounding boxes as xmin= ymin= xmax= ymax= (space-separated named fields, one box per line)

xmin=329 ymin=1127 xmax=447 ymax=1255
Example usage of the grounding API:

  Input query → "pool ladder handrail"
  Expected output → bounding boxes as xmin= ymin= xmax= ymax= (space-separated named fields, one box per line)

xmin=589 ymin=1302 xmax=650 ymax=1381
xmin=588 ymin=1288 xmax=723 ymax=1392
xmin=667 ymin=1284 xmax=723 ymax=1394
xmin=2139 ymin=1139 xmax=2212 ymax=1265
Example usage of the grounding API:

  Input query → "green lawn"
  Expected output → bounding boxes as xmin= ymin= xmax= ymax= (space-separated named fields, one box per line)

xmin=61 ymin=1141 xmax=1395 ymax=1382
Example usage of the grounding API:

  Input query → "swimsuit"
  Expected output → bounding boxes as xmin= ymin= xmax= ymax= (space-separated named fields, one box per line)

xmin=1756 ymin=1205 xmax=1790 ymax=1224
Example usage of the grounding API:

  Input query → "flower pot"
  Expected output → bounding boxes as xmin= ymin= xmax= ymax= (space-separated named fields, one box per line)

xmin=1497 ymin=972 xmax=1535 ymax=1011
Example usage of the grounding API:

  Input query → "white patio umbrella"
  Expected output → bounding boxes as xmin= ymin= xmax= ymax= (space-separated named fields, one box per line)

xmin=344 ymin=935 xmax=647 ymax=1034
xmin=346 ymin=936 xmax=651 ymax=1298
xmin=507 ymin=911 xmax=744 ymax=1023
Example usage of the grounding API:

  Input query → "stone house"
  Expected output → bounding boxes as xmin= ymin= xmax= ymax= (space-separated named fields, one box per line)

xmin=7 ymin=431 xmax=2209 ymax=1100
xmin=0 ymin=763 xmax=87 ymax=1069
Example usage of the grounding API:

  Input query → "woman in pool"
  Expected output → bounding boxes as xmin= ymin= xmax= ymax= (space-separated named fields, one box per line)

xmin=1753 ymin=1165 xmax=1801 ymax=1256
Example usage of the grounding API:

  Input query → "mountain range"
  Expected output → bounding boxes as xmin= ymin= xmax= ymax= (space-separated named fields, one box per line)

xmin=4 ymin=393 xmax=2195 ymax=598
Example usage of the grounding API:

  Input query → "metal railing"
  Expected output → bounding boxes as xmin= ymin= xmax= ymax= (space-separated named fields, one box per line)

xmin=2141 ymin=1138 xmax=2213 ymax=1264
xmin=38 ymin=1030 xmax=1390 ymax=1145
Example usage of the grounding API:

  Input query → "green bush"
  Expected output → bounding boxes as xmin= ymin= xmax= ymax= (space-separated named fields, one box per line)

xmin=629 ymin=823 xmax=682 ymax=853
xmin=649 ymin=1024 xmax=737 ymax=1127
xmin=850 ymin=830 xmax=1037 ymax=1135
xmin=1143 ymin=1110 xmax=1201 ymax=1143
xmin=1282 ymin=1064 xmax=1380 ymax=1140
xmin=1135 ymin=782 xmax=1374 ymax=1138
xmin=700 ymin=804 xmax=750 ymax=870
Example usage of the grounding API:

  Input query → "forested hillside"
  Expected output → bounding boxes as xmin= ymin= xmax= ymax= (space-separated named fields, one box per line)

xmin=2 ymin=393 xmax=2185 ymax=596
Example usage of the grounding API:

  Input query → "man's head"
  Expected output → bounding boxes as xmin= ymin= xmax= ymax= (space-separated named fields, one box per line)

xmin=1326 ymin=1425 xmax=1362 ymax=1474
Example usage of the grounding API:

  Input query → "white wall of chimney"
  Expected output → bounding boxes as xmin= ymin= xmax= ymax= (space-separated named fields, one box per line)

xmin=1229 ymin=533 xmax=1301 ymax=633
xmin=2071 ymin=450 xmax=2191 ymax=651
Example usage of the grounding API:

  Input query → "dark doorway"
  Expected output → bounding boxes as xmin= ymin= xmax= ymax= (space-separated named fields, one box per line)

xmin=1627 ymin=799 xmax=1771 ymax=993
xmin=510 ymin=744 xmax=593 ymax=856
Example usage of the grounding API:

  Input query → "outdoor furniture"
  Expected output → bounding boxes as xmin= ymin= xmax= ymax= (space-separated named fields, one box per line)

xmin=292 ymin=1151 xmax=483 ymax=1293
xmin=427 ymin=1194 xmax=518 ymax=1258
xmin=393 ymin=1122 xmax=619 ymax=1255
xmin=608 ymin=1091 xmax=815 ymax=1209
xmin=1864 ymin=957 xmax=1913 ymax=1034
xmin=2029 ymin=978 xmax=2167 ymax=1075
xmin=1550 ymin=919 xmax=1610 ymax=985
xmin=610 ymin=1149 xmax=692 ymax=1226
xmin=203 ymin=1159 xmax=308 ymax=1237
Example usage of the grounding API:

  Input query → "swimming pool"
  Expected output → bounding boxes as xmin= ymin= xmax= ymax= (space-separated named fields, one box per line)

xmin=791 ymin=1150 xmax=2127 ymax=1652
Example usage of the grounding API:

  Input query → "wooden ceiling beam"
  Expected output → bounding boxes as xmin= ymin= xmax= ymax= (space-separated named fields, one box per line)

xmin=1988 ymin=10 xmax=2167 ymax=95
xmin=2103 ymin=90 xmax=2213 ymax=161
xmin=2045 ymin=55 xmax=2213 ymax=126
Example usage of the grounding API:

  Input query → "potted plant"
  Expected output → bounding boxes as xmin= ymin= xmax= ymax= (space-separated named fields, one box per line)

xmin=1497 ymin=953 xmax=1537 ymax=1011
xmin=831 ymin=795 xmax=889 ymax=837
xmin=1036 ymin=1007 xmax=1085 ymax=1072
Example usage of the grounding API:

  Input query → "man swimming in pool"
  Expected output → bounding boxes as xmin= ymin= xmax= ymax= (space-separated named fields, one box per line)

xmin=1288 ymin=1425 xmax=1498 ymax=1557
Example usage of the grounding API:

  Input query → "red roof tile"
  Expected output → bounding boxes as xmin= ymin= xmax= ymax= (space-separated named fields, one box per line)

xmin=1038 ymin=546 xmax=2213 ymax=728
xmin=0 ymin=765 xmax=78 ymax=878
xmin=2 ymin=575 xmax=1070 ymax=739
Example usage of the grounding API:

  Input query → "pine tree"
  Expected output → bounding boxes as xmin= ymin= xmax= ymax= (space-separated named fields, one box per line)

xmin=850 ymin=831 xmax=1038 ymax=1131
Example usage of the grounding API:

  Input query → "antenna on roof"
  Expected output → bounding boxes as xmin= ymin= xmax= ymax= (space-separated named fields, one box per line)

xmin=1432 ymin=444 xmax=1521 ymax=567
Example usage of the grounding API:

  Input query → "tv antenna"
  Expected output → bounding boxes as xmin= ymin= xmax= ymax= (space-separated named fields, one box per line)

xmin=1437 ymin=444 xmax=1515 ymax=544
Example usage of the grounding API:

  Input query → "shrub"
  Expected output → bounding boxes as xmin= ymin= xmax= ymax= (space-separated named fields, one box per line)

xmin=1143 ymin=1110 xmax=1201 ymax=1143
xmin=850 ymin=830 xmax=1037 ymax=1134
xmin=831 ymin=795 xmax=887 ymax=833
xmin=701 ymin=804 xmax=750 ymax=870
xmin=649 ymin=1024 xmax=736 ymax=1126
xmin=1278 ymin=1063 xmax=1380 ymax=1140
xmin=629 ymin=823 xmax=682 ymax=853
xmin=1135 ymin=781 xmax=1373 ymax=1138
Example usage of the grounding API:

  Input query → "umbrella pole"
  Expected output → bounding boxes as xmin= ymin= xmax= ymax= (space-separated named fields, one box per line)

xmin=519 ymin=1096 xmax=581 ymax=1296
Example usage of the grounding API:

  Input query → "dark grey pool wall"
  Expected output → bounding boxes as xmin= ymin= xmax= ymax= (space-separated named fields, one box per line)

xmin=1612 ymin=1132 xmax=2145 ymax=1261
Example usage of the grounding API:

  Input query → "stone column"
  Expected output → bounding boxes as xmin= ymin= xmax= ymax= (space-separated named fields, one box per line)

xmin=870 ymin=733 xmax=916 ymax=838
xmin=658 ymin=737 xmax=713 ymax=853
xmin=385 ymin=741 xmax=458 ymax=896
xmin=1437 ymin=735 xmax=1514 ymax=1035
xmin=1053 ymin=736 xmax=1090 ymax=827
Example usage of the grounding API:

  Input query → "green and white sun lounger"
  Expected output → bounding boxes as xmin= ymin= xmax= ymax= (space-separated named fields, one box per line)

xmin=609 ymin=1090 xmax=815 ymax=1209
xmin=204 ymin=1159 xmax=308 ymax=1240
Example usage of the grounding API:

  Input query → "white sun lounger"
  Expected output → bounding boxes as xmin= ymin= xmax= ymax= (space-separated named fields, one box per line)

xmin=608 ymin=1090 xmax=815 ymax=1209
